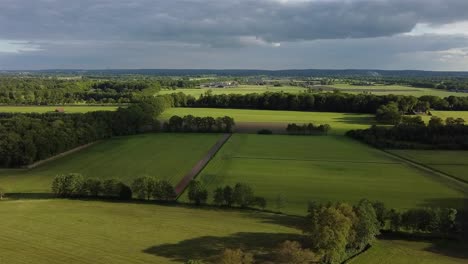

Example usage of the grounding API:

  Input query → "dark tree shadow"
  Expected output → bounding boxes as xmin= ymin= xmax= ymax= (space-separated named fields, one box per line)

xmin=143 ymin=232 xmax=306 ymax=263
xmin=418 ymin=198 xmax=468 ymax=210
xmin=6 ymin=192 xmax=55 ymax=199
xmin=333 ymin=114 xmax=375 ymax=125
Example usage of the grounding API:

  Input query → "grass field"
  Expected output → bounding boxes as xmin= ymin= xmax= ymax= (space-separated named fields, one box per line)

xmin=157 ymin=84 xmax=468 ymax=97
xmin=388 ymin=150 xmax=468 ymax=183
xmin=183 ymin=134 xmax=466 ymax=215
xmin=0 ymin=105 xmax=118 ymax=113
xmin=161 ymin=108 xmax=375 ymax=135
xmin=0 ymin=133 xmax=221 ymax=193
xmin=0 ymin=199 xmax=301 ymax=264
xmin=327 ymin=83 xmax=468 ymax=97
xmin=429 ymin=111 xmax=468 ymax=121
xmin=350 ymin=239 xmax=468 ymax=264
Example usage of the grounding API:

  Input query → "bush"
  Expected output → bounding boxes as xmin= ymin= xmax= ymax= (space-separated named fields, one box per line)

xmin=118 ymin=183 xmax=133 ymax=200
xmin=83 ymin=178 xmax=103 ymax=197
xmin=188 ymin=181 xmax=208 ymax=205
xmin=102 ymin=179 xmax=120 ymax=197
xmin=51 ymin=173 xmax=85 ymax=197
xmin=257 ymin=129 xmax=273 ymax=134
xmin=153 ymin=180 xmax=176 ymax=201
xmin=132 ymin=176 xmax=156 ymax=200
xmin=275 ymin=240 xmax=317 ymax=264
xmin=218 ymin=248 xmax=254 ymax=264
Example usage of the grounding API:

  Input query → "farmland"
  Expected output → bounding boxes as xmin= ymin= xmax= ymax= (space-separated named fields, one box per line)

xmin=0 ymin=134 xmax=221 ymax=193
xmin=182 ymin=134 xmax=466 ymax=215
xmin=388 ymin=150 xmax=468 ymax=183
xmin=0 ymin=105 xmax=118 ymax=113
xmin=0 ymin=199 xmax=300 ymax=264
xmin=157 ymin=84 xmax=468 ymax=97
xmin=161 ymin=108 xmax=375 ymax=135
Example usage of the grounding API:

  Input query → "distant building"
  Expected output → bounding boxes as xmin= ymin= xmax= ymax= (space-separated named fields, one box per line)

xmin=55 ymin=107 xmax=65 ymax=113
xmin=201 ymin=81 xmax=239 ymax=88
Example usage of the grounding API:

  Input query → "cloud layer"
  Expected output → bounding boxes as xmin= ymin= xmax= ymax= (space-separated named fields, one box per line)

xmin=1 ymin=0 xmax=468 ymax=70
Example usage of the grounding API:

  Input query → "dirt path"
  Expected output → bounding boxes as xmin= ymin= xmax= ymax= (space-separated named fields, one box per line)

xmin=24 ymin=141 xmax=100 ymax=169
xmin=174 ymin=133 xmax=232 ymax=197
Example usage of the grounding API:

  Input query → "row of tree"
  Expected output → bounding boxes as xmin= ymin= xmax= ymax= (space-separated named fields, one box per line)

xmin=0 ymin=97 xmax=168 ymax=167
xmin=165 ymin=92 xmax=468 ymax=113
xmin=347 ymin=116 xmax=468 ymax=149
xmin=286 ymin=123 xmax=331 ymax=135
xmin=52 ymin=174 xmax=132 ymax=199
xmin=163 ymin=115 xmax=235 ymax=133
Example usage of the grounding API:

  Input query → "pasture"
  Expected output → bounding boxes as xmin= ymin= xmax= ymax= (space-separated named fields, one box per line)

xmin=158 ymin=85 xmax=307 ymax=97
xmin=0 ymin=199 xmax=300 ymax=264
xmin=161 ymin=108 xmax=375 ymax=135
xmin=0 ymin=105 xmax=118 ymax=113
xmin=184 ymin=134 xmax=466 ymax=215
xmin=0 ymin=133 xmax=221 ymax=193
xmin=388 ymin=150 xmax=468 ymax=183
xmin=326 ymin=83 xmax=468 ymax=97
xmin=350 ymin=239 xmax=468 ymax=264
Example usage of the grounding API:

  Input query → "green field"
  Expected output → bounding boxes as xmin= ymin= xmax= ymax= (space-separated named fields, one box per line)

xmin=0 ymin=105 xmax=118 ymax=113
xmin=429 ymin=111 xmax=468 ymax=121
xmin=0 ymin=199 xmax=300 ymax=264
xmin=0 ymin=133 xmax=220 ymax=193
xmin=327 ymin=83 xmax=468 ymax=97
xmin=158 ymin=84 xmax=468 ymax=97
xmin=158 ymin=85 xmax=307 ymax=97
xmin=388 ymin=150 xmax=468 ymax=183
xmin=161 ymin=108 xmax=375 ymax=135
xmin=184 ymin=135 xmax=466 ymax=215
xmin=350 ymin=239 xmax=467 ymax=264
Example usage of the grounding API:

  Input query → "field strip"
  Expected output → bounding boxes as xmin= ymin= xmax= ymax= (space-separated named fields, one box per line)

xmin=174 ymin=133 xmax=232 ymax=197
xmin=231 ymin=156 xmax=401 ymax=164
xmin=380 ymin=150 xmax=468 ymax=192
xmin=24 ymin=141 xmax=101 ymax=169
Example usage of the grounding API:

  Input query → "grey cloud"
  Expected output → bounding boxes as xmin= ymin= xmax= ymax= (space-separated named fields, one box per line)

xmin=1 ymin=0 xmax=468 ymax=46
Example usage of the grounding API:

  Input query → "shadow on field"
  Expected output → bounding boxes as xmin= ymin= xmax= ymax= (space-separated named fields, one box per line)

xmin=379 ymin=232 xmax=468 ymax=260
xmin=333 ymin=114 xmax=374 ymax=125
xmin=6 ymin=192 xmax=54 ymax=199
xmin=143 ymin=232 xmax=306 ymax=263
xmin=418 ymin=197 xmax=468 ymax=209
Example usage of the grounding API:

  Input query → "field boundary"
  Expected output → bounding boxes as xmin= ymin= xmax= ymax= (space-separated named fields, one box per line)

xmin=174 ymin=133 xmax=232 ymax=197
xmin=24 ymin=141 xmax=101 ymax=169
xmin=380 ymin=149 xmax=468 ymax=193
xmin=231 ymin=156 xmax=400 ymax=164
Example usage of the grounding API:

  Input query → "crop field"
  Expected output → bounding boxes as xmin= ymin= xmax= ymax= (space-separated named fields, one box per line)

xmin=350 ymin=239 xmax=468 ymax=264
xmin=0 ymin=199 xmax=300 ymax=264
xmin=326 ymin=83 xmax=468 ymax=97
xmin=183 ymin=134 xmax=466 ymax=215
xmin=161 ymin=108 xmax=375 ymax=135
xmin=158 ymin=85 xmax=307 ymax=97
xmin=388 ymin=150 xmax=468 ymax=183
xmin=0 ymin=105 xmax=118 ymax=113
xmin=0 ymin=133 xmax=221 ymax=193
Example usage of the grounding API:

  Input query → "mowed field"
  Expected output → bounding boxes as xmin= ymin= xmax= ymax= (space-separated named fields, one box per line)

xmin=326 ymin=83 xmax=468 ymax=97
xmin=0 ymin=105 xmax=118 ymax=113
xmin=388 ymin=150 xmax=468 ymax=183
xmin=158 ymin=85 xmax=307 ymax=97
xmin=184 ymin=134 xmax=466 ymax=215
xmin=0 ymin=133 xmax=221 ymax=193
xmin=350 ymin=239 xmax=468 ymax=264
xmin=0 ymin=199 xmax=300 ymax=264
xmin=161 ymin=108 xmax=375 ymax=135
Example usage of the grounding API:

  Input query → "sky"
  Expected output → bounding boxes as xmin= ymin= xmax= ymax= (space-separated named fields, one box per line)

xmin=1 ymin=0 xmax=468 ymax=70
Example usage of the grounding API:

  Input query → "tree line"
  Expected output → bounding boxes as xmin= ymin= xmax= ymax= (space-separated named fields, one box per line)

xmin=286 ymin=123 xmax=331 ymax=135
xmin=163 ymin=115 xmax=235 ymax=133
xmin=0 ymin=97 xmax=168 ymax=167
xmin=347 ymin=116 xmax=468 ymax=149
xmin=165 ymin=92 xmax=468 ymax=113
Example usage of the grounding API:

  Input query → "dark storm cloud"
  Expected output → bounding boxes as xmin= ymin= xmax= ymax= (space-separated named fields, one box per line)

xmin=1 ymin=0 xmax=468 ymax=46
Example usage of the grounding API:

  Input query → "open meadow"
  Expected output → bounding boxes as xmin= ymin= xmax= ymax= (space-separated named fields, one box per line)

xmin=0 ymin=133 xmax=221 ymax=193
xmin=158 ymin=85 xmax=307 ymax=97
xmin=161 ymin=108 xmax=375 ymax=135
xmin=181 ymin=134 xmax=466 ymax=215
xmin=388 ymin=150 xmax=468 ymax=183
xmin=326 ymin=83 xmax=468 ymax=97
xmin=0 ymin=105 xmax=118 ymax=113
xmin=0 ymin=199 xmax=301 ymax=264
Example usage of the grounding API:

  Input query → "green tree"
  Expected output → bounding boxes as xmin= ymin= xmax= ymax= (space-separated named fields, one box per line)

xmin=428 ymin=116 xmax=444 ymax=127
xmin=223 ymin=186 xmax=234 ymax=206
xmin=131 ymin=176 xmax=156 ymax=200
xmin=153 ymin=180 xmax=176 ymax=201
xmin=187 ymin=181 xmax=208 ymax=205
xmin=219 ymin=248 xmax=254 ymax=264
xmin=102 ymin=179 xmax=120 ymax=197
xmin=376 ymin=102 xmax=401 ymax=124
xmin=352 ymin=199 xmax=380 ymax=250
xmin=83 ymin=178 xmax=103 ymax=197
xmin=233 ymin=183 xmax=254 ymax=207
xmin=275 ymin=240 xmax=317 ymax=264
xmin=51 ymin=173 xmax=85 ymax=197
xmin=0 ymin=186 xmax=5 ymax=200
xmin=213 ymin=187 xmax=225 ymax=205
xmin=118 ymin=182 xmax=133 ymax=200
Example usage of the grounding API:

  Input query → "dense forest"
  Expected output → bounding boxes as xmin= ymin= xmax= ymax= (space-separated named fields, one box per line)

xmin=165 ymin=91 xmax=468 ymax=113
xmin=347 ymin=116 xmax=468 ymax=150
xmin=0 ymin=97 xmax=168 ymax=167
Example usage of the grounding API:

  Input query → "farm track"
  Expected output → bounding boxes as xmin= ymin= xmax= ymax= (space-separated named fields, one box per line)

xmin=174 ymin=133 xmax=232 ymax=196
xmin=380 ymin=150 xmax=468 ymax=194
